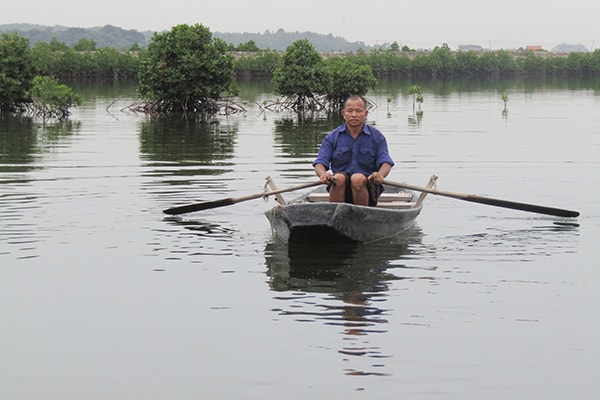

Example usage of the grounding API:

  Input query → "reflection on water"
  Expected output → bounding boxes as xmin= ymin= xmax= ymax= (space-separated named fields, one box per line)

xmin=0 ymin=115 xmax=80 ymax=168
xmin=263 ymin=219 xmax=582 ymax=377
xmin=151 ymin=216 xmax=241 ymax=261
xmin=0 ymin=117 xmax=82 ymax=260
xmin=273 ymin=114 xmax=342 ymax=158
xmin=265 ymin=227 xmax=430 ymax=376
xmin=163 ymin=217 xmax=237 ymax=238
xmin=373 ymin=75 xmax=600 ymax=98
xmin=139 ymin=117 xmax=238 ymax=167
xmin=266 ymin=228 xmax=425 ymax=292
xmin=139 ymin=117 xmax=242 ymax=212
xmin=0 ymin=79 xmax=596 ymax=398
xmin=431 ymin=222 xmax=581 ymax=263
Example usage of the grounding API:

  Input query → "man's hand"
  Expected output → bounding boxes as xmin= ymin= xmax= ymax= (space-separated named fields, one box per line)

xmin=319 ymin=172 xmax=332 ymax=184
xmin=369 ymin=172 xmax=384 ymax=185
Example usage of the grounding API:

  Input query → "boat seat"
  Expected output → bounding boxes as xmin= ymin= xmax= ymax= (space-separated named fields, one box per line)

xmin=375 ymin=201 xmax=417 ymax=209
xmin=308 ymin=192 xmax=413 ymax=203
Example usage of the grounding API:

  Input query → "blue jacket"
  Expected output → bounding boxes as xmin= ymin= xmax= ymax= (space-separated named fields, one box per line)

xmin=313 ymin=123 xmax=394 ymax=175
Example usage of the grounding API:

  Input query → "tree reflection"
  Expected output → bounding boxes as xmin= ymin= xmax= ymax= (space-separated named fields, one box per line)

xmin=138 ymin=117 xmax=238 ymax=174
xmin=0 ymin=115 xmax=37 ymax=166
xmin=264 ymin=228 xmax=426 ymax=376
xmin=272 ymin=114 xmax=342 ymax=158
xmin=0 ymin=114 xmax=79 ymax=169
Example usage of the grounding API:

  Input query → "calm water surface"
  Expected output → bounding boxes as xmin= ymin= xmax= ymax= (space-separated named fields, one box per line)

xmin=1 ymin=78 xmax=599 ymax=399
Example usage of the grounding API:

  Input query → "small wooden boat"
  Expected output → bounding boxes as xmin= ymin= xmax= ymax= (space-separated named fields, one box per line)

xmin=265 ymin=176 xmax=437 ymax=243
xmin=163 ymin=175 xmax=578 ymax=222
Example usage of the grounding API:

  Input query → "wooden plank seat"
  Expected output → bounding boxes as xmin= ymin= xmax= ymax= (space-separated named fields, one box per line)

xmin=375 ymin=201 xmax=417 ymax=209
xmin=308 ymin=191 xmax=413 ymax=203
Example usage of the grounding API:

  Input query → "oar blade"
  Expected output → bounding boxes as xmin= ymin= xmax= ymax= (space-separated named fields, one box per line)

xmin=463 ymin=195 xmax=580 ymax=218
xmin=383 ymin=179 xmax=580 ymax=218
xmin=162 ymin=180 xmax=322 ymax=216
xmin=163 ymin=198 xmax=235 ymax=215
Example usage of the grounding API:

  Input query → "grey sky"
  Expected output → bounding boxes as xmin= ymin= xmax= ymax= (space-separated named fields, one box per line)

xmin=3 ymin=0 xmax=598 ymax=50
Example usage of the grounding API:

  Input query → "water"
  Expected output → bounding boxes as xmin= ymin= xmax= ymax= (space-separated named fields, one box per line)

xmin=1 ymin=78 xmax=599 ymax=399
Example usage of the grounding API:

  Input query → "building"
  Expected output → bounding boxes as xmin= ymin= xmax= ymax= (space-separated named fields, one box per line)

xmin=525 ymin=45 xmax=544 ymax=51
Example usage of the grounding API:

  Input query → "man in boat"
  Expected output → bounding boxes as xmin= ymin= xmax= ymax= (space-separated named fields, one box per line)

xmin=313 ymin=94 xmax=394 ymax=206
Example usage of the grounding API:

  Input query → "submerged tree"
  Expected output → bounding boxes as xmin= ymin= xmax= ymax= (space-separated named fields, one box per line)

xmin=272 ymin=39 xmax=331 ymax=111
xmin=0 ymin=33 xmax=35 ymax=113
xmin=28 ymin=76 xmax=81 ymax=119
xmin=0 ymin=33 xmax=79 ymax=119
xmin=325 ymin=58 xmax=377 ymax=110
xmin=408 ymin=85 xmax=423 ymax=112
xmin=136 ymin=24 xmax=239 ymax=115
xmin=271 ymin=39 xmax=377 ymax=113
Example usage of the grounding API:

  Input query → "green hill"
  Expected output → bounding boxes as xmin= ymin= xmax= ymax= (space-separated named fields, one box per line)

xmin=0 ymin=24 xmax=152 ymax=49
xmin=214 ymin=29 xmax=369 ymax=51
xmin=0 ymin=24 xmax=372 ymax=51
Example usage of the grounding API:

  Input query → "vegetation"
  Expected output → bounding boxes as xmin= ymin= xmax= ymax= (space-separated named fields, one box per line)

xmin=344 ymin=48 xmax=412 ymax=76
xmin=249 ymin=47 xmax=600 ymax=79
xmin=233 ymin=40 xmax=260 ymax=52
xmin=1 ymin=24 xmax=149 ymax=50
xmin=1 ymin=32 xmax=112 ymax=119
xmin=270 ymin=39 xmax=377 ymax=112
xmin=212 ymin=29 xmax=369 ymax=52
xmin=408 ymin=85 xmax=424 ymax=112
xmin=72 ymin=38 xmax=98 ymax=52
xmin=3 ymin=24 xmax=600 ymax=79
xmin=2 ymin=27 xmax=600 ymax=117
xmin=3 ymin=29 xmax=600 ymax=83
xmin=136 ymin=24 xmax=239 ymax=115
xmin=31 ymin=40 xmax=138 ymax=80
xmin=292 ymin=44 xmax=599 ymax=80
xmin=272 ymin=39 xmax=331 ymax=111
xmin=2 ymin=24 xmax=370 ymax=52
xmin=0 ymin=33 xmax=35 ymax=113
xmin=27 ymin=75 xmax=81 ymax=119
xmin=234 ymin=50 xmax=282 ymax=78
xmin=324 ymin=57 xmax=377 ymax=109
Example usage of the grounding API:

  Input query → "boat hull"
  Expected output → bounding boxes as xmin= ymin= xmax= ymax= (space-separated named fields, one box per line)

xmin=265 ymin=201 xmax=422 ymax=243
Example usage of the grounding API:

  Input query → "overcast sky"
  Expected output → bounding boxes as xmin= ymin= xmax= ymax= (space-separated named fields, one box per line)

xmin=3 ymin=0 xmax=598 ymax=50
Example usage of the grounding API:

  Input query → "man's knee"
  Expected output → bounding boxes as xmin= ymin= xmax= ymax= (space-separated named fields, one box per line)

xmin=332 ymin=172 xmax=348 ymax=186
xmin=350 ymin=173 xmax=367 ymax=189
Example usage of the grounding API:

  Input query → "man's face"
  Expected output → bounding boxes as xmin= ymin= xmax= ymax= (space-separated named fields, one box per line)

xmin=342 ymin=98 xmax=368 ymax=129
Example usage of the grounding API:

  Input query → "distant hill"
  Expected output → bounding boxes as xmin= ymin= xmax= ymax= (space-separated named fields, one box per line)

xmin=0 ymin=24 xmax=372 ymax=51
xmin=552 ymin=43 xmax=589 ymax=53
xmin=213 ymin=29 xmax=370 ymax=52
xmin=0 ymin=24 xmax=151 ymax=49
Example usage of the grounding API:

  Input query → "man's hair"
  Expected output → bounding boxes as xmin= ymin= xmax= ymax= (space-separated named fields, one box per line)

xmin=343 ymin=95 xmax=368 ymax=110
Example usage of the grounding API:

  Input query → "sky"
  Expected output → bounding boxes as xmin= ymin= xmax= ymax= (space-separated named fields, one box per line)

xmin=2 ymin=0 xmax=599 ymax=50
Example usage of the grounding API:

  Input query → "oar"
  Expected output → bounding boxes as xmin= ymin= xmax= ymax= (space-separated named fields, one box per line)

xmin=383 ymin=179 xmax=580 ymax=218
xmin=163 ymin=181 xmax=322 ymax=215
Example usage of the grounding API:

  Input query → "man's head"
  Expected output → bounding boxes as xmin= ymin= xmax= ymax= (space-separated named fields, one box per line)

xmin=342 ymin=95 xmax=368 ymax=130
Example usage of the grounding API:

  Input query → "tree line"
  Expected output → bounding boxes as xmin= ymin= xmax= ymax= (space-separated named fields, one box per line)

xmin=236 ymin=45 xmax=600 ymax=78
xmin=2 ymin=25 xmax=600 ymax=117
xmin=4 ymin=30 xmax=600 ymax=82
xmin=10 ymin=35 xmax=600 ymax=82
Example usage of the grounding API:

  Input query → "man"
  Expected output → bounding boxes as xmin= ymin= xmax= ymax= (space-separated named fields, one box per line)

xmin=313 ymin=95 xmax=394 ymax=206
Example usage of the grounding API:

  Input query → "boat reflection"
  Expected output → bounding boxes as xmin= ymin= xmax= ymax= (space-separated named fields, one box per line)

xmin=266 ymin=233 xmax=421 ymax=293
xmin=264 ymin=227 xmax=427 ymax=376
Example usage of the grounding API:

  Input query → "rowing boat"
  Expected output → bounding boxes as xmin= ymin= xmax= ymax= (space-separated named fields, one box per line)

xmin=163 ymin=174 xmax=579 ymax=222
xmin=265 ymin=176 xmax=437 ymax=243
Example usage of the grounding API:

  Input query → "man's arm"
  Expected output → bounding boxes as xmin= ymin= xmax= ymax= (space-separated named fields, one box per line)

xmin=369 ymin=162 xmax=392 ymax=185
xmin=314 ymin=163 xmax=331 ymax=184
